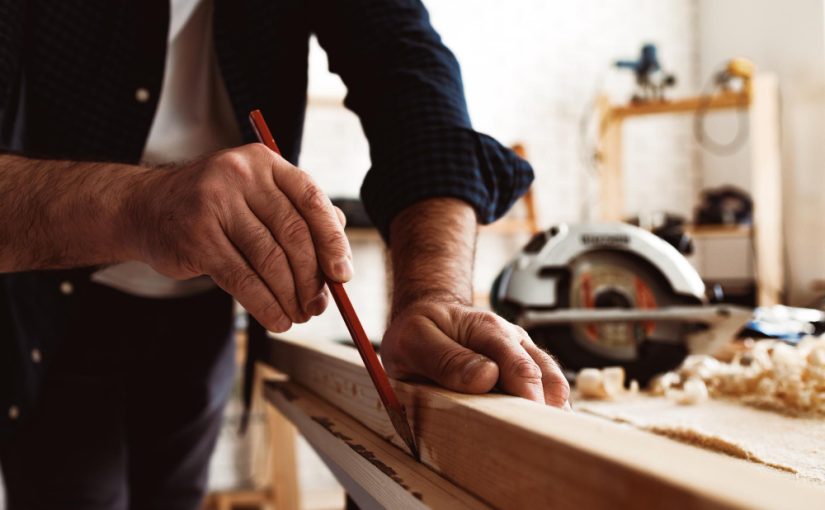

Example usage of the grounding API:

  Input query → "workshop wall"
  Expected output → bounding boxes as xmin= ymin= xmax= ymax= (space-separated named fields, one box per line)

xmin=292 ymin=0 xmax=701 ymax=342
xmin=697 ymin=0 xmax=825 ymax=305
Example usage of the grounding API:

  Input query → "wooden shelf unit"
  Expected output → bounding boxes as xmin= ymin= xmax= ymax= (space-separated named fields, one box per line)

xmin=685 ymin=224 xmax=753 ymax=239
xmin=596 ymin=73 xmax=783 ymax=306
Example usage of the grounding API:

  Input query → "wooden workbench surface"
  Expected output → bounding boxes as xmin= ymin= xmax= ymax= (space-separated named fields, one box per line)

xmin=261 ymin=337 xmax=825 ymax=509
xmin=577 ymin=394 xmax=825 ymax=486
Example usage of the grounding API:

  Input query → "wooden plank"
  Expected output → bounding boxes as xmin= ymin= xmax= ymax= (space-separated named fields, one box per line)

xmin=748 ymin=74 xmax=784 ymax=305
xmin=597 ymin=95 xmax=625 ymax=221
xmin=597 ymin=90 xmax=750 ymax=222
xmin=203 ymin=489 xmax=270 ymax=510
xmin=263 ymin=336 xmax=825 ymax=510
xmin=253 ymin=364 xmax=301 ymax=510
xmin=611 ymin=91 xmax=749 ymax=119
xmin=268 ymin=404 xmax=301 ymax=510
xmin=264 ymin=381 xmax=490 ymax=510
xmin=685 ymin=224 xmax=753 ymax=239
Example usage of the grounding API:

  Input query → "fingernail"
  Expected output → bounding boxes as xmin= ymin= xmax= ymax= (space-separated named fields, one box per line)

xmin=306 ymin=293 xmax=328 ymax=316
xmin=462 ymin=356 xmax=494 ymax=385
xmin=333 ymin=259 xmax=353 ymax=281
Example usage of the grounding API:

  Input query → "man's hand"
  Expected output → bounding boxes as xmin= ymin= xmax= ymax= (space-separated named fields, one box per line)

xmin=125 ymin=143 xmax=352 ymax=332
xmin=381 ymin=301 xmax=569 ymax=406
xmin=380 ymin=197 xmax=570 ymax=408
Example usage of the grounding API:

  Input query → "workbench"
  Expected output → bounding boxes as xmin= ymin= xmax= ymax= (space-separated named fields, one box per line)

xmin=260 ymin=336 xmax=825 ymax=509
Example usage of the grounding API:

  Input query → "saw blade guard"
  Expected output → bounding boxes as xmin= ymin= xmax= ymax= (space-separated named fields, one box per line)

xmin=491 ymin=223 xmax=708 ymax=383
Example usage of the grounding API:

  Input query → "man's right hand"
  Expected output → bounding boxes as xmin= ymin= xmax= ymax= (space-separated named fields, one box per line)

xmin=124 ymin=143 xmax=352 ymax=332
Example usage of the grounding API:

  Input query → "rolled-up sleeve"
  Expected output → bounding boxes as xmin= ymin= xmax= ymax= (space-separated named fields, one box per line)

xmin=310 ymin=0 xmax=534 ymax=240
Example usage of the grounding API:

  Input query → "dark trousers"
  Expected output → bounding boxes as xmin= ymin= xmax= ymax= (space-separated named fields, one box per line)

xmin=0 ymin=280 xmax=235 ymax=510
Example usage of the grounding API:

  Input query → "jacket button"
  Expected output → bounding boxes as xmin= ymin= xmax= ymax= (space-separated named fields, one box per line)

xmin=135 ymin=87 xmax=151 ymax=103
xmin=31 ymin=349 xmax=42 ymax=363
xmin=59 ymin=281 xmax=74 ymax=295
xmin=8 ymin=406 xmax=19 ymax=420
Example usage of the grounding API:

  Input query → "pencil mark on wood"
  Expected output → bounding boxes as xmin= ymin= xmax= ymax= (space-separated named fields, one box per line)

xmin=278 ymin=386 xmax=298 ymax=401
xmin=311 ymin=415 xmax=424 ymax=501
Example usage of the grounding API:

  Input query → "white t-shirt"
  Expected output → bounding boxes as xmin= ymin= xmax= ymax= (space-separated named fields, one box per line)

xmin=92 ymin=0 xmax=242 ymax=298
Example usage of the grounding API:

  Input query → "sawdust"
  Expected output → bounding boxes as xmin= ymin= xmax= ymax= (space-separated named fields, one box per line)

xmin=577 ymin=395 xmax=825 ymax=485
xmin=644 ymin=425 xmax=796 ymax=474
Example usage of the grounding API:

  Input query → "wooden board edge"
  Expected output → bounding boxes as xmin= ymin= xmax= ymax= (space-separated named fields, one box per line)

xmin=264 ymin=380 xmax=492 ymax=510
xmin=265 ymin=336 xmax=825 ymax=510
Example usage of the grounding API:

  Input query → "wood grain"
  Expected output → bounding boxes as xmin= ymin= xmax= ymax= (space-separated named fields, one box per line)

xmin=264 ymin=381 xmax=490 ymax=510
xmin=263 ymin=336 xmax=825 ymax=510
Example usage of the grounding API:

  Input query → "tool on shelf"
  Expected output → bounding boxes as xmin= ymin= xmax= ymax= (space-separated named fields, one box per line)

xmin=615 ymin=43 xmax=677 ymax=103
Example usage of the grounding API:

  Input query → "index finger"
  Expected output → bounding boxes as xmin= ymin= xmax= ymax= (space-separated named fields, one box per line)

xmin=521 ymin=339 xmax=570 ymax=407
xmin=270 ymin=158 xmax=353 ymax=283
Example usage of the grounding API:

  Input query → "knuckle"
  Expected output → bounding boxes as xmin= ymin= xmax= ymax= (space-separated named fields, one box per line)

xmin=510 ymin=357 xmax=543 ymax=383
xmin=231 ymin=268 xmax=259 ymax=294
xmin=247 ymin=142 xmax=272 ymax=158
xmin=212 ymin=151 xmax=245 ymax=173
xmin=216 ymin=151 xmax=254 ymax=183
xmin=323 ymin=229 xmax=349 ymax=255
xmin=281 ymin=216 xmax=311 ymax=245
xmin=435 ymin=348 xmax=476 ymax=379
xmin=474 ymin=312 xmax=502 ymax=332
xmin=300 ymin=180 xmax=329 ymax=212
xmin=258 ymin=244 xmax=288 ymax=274
xmin=546 ymin=373 xmax=571 ymax=404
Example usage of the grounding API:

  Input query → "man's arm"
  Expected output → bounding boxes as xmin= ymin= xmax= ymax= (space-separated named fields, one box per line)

xmin=0 ymin=146 xmax=352 ymax=332
xmin=309 ymin=0 xmax=567 ymax=406
xmin=0 ymin=154 xmax=144 ymax=271
xmin=380 ymin=198 xmax=570 ymax=407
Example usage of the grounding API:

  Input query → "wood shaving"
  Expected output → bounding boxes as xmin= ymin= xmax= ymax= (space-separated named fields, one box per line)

xmin=575 ymin=366 xmax=627 ymax=400
xmin=655 ymin=336 xmax=825 ymax=415
xmin=666 ymin=378 xmax=709 ymax=405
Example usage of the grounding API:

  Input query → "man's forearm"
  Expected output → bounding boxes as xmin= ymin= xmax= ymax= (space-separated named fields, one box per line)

xmin=388 ymin=197 xmax=477 ymax=315
xmin=0 ymin=154 xmax=147 ymax=272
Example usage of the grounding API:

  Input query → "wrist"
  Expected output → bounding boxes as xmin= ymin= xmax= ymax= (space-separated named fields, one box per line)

xmin=113 ymin=164 xmax=165 ymax=262
xmin=389 ymin=197 xmax=477 ymax=318
xmin=391 ymin=289 xmax=471 ymax=319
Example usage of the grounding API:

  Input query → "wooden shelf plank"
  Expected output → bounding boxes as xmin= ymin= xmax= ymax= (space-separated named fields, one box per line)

xmin=597 ymin=74 xmax=783 ymax=305
xmin=610 ymin=91 xmax=749 ymax=120
xmin=345 ymin=227 xmax=382 ymax=243
xmin=262 ymin=336 xmax=825 ymax=510
xmin=685 ymin=224 xmax=753 ymax=238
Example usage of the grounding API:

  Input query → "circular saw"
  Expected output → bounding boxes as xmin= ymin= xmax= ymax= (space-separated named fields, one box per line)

xmin=491 ymin=223 xmax=751 ymax=384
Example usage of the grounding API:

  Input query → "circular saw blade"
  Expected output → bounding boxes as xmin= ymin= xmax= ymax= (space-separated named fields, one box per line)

xmin=566 ymin=250 xmax=687 ymax=361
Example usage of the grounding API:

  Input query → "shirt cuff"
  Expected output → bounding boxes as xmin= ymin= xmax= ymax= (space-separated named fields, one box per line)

xmin=360 ymin=127 xmax=535 ymax=241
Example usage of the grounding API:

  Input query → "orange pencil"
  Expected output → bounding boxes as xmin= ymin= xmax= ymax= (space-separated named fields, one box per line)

xmin=248 ymin=109 xmax=420 ymax=461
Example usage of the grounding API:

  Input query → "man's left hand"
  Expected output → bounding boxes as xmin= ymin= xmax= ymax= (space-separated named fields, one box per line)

xmin=380 ymin=300 xmax=570 ymax=407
